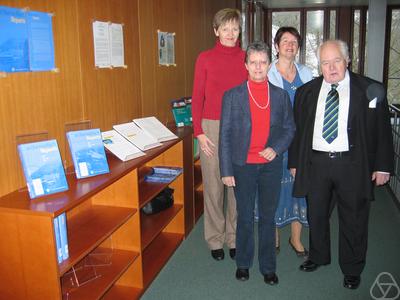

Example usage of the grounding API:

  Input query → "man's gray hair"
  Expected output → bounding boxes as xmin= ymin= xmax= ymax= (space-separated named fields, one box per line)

xmin=317 ymin=39 xmax=350 ymax=63
xmin=245 ymin=41 xmax=270 ymax=63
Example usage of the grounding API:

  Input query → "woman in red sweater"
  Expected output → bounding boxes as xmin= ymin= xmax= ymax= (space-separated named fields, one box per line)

xmin=192 ymin=8 xmax=247 ymax=261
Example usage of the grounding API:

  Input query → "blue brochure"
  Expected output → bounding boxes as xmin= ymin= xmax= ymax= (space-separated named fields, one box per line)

xmin=18 ymin=139 xmax=68 ymax=199
xmin=53 ymin=216 xmax=63 ymax=263
xmin=67 ymin=129 xmax=110 ymax=179
xmin=58 ymin=213 xmax=69 ymax=261
xmin=0 ymin=6 xmax=29 ymax=72
xmin=26 ymin=11 xmax=55 ymax=71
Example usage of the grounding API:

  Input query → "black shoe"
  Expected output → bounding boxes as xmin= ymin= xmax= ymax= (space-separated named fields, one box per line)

xmin=299 ymin=260 xmax=324 ymax=272
xmin=289 ymin=238 xmax=309 ymax=257
xmin=229 ymin=248 xmax=236 ymax=259
xmin=264 ymin=273 xmax=279 ymax=285
xmin=343 ymin=275 xmax=361 ymax=289
xmin=235 ymin=268 xmax=249 ymax=281
xmin=211 ymin=248 xmax=224 ymax=261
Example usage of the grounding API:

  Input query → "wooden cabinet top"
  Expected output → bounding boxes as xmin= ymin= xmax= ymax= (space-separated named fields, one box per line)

xmin=0 ymin=126 xmax=192 ymax=216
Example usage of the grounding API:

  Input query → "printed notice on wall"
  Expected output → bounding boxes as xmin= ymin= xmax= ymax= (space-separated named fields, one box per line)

xmin=158 ymin=31 xmax=175 ymax=66
xmin=92 ymin=21 xmax=111 ymax=68
xmin=27 ymin=11 xmax=55 ymax=71
xmin=0 ymin=6 xmax=55 ymax=73
xmin=92 ymin=21 xmax=125 ymax=68
xmin=110 ymin=23 xmax=124 ymax=67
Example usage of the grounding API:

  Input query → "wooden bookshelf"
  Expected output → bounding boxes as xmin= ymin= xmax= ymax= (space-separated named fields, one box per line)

xmin=0 ymin=126 xmax=197 ymax=300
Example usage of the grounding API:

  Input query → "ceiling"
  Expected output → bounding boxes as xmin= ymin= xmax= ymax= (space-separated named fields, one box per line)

xmin=258 ymin=0 xmax=400 ymax=8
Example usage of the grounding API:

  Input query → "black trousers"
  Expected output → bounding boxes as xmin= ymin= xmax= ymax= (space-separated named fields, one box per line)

xmin=307 ymin=151 xmax=370 ymax=276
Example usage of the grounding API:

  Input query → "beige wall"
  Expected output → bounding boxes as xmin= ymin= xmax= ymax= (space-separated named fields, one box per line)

xmin=0 ymin=0 xmax=237 ymax=196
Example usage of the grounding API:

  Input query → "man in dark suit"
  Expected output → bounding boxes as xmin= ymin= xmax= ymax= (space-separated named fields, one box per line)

xmin=219 ymin=41 xmax=295 ymax=285
xmin=288 ymin=40 xmax=394 ymax=289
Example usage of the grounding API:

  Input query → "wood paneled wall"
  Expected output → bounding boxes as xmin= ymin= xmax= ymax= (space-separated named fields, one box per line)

xmin=0 ymin=0 xmax=237 ymax=197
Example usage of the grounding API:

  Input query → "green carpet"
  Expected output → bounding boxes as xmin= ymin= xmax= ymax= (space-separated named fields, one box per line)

xmin=142 ymin=187 xmax=400 ymax=300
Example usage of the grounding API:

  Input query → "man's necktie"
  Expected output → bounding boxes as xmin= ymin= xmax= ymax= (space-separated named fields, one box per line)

xmin=322 ymin=84 xmax=339 ymax=143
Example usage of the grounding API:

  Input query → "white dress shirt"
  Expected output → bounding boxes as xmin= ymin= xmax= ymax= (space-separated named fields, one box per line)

xmin=313 ymin=71 xmax=350 ymax=152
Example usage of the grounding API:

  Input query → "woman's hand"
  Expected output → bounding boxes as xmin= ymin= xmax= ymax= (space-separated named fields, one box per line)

xmin=259 ymin=147 xmax=277 ymax=161
xmin=197 ymin=134 xmax=215 ymax=157
xmin=222 ymin=176 xmax=235 ymax=187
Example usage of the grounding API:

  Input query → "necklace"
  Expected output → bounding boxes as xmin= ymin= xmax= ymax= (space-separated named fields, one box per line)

xmin=247 ymin=81 xmax=270 ymax=109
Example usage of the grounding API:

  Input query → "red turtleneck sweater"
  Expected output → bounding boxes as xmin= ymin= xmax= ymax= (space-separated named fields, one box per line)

xmin=247 ymin=78 xmax=270 ymax=163
xmin=192 ymin=40 xmax=247 ymax=137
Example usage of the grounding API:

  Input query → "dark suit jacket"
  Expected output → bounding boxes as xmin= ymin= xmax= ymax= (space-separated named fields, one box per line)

xmin=288 ymin=71 xmax=394 ymax=199
xmin=219 ymin=81 xmax=295 ymax=177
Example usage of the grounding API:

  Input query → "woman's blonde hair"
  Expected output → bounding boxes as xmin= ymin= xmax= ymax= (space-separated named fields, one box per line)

xmin=213 ymin=8 xmax=241 ymax=30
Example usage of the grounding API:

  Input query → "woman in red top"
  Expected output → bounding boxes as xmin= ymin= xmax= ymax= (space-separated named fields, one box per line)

xmin=192 ymin=8 xmax=247 ymax=261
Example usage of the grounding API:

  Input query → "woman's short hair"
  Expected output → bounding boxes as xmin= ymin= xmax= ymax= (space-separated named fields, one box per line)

xmin=245 ymin=41 xmax=270 ymax=63
xmin=213 ymin=8 xmax=241 ymax=30
xmin=274 ymin=26 xmax=302 ymax=48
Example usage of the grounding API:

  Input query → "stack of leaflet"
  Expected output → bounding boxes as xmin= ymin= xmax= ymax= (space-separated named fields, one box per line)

xmin=133 ymin=116 xmax=178 ymax=142
xmin=53 ymin=212 xmax=69 ymax=264
xmin=66 ymin=129 xmax=110 ymax=179
xmin=102 ymin=129 xmax=145 ymax=161
xmin=144 ymin=166 xmax=183 ymax=183
xmin=18 ymin=139 xmax=69 ymax=199
xmin=113 ymin=122 xmax=162 ymax=151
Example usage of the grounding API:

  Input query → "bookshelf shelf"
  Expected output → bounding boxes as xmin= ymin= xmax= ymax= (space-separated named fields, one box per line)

xmin=0 ymin=126 xmax=199 ymax=300
xmin=60 ymin=205 xmax=136 ymax=275
xmin=62 ymin=249 xmax=139 ymax=300
xmin=141 ymin=204 xmax=183 ymax=250
xmin=142 ymin=232 xmax=183 ymax=288
xmin=103 ymin=285 xmax=142 ymax=300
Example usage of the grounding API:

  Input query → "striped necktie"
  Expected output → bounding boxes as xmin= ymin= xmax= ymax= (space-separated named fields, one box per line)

xmin=322 ymin=84 xmax=339 ymax=143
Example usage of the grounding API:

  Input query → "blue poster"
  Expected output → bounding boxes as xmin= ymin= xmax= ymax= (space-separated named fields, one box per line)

xmin=27 ymin=11 xmax=55 ymax=71
xmin=0 ymin=6 xmax=29 ymax=72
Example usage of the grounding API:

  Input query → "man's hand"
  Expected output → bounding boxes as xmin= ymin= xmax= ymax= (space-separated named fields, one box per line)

xmin=372 ymin=172 xmax=390 ymax=186
xmin=259 ymin=147 xmax=277 ymax=161
xmin=222 ymin=176 xmax=235 ymax=187
xmin=290 ymin=168 xmax=296 ymax=178
xmin=197 ymin=134 xmax=215 ymax=157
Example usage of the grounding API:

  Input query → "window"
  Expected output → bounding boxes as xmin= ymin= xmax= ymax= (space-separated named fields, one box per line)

xmin=271 ymin=11 xmax=301 ymax=59
xmin=352 ymin=9 xmax=361 ymax=73
xmin=264 ymin=6 xmax=368 ymax=77
xmin=305 ymin=10 xmax=324 ymax=76
xmin=329 ymin=10 xmax=336 ymax=39
xmin=386 ymin=8 xmax=400 ymax=104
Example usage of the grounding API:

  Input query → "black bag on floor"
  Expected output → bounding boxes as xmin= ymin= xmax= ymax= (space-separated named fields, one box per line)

xmin=142 ymin=187 xmax=174 ymax=215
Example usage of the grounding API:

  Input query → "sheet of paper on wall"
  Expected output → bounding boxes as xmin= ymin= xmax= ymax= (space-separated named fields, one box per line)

xmin=113 ymin=122 xmax=162 ymax=151
xmin=133 ymin=116 xmax=178 ymax=142
xmin=93 ymin=20 xmax=111 ymax=68
xmin=0 ymin=6 xmax=30 ymax=72
xmin=158 ymin=31 xmax=175 ymax=66
xmin=27 ymin=11 xmax=55 ymax=71
xmin=110 ymin=23 xmax=124 ymax=67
